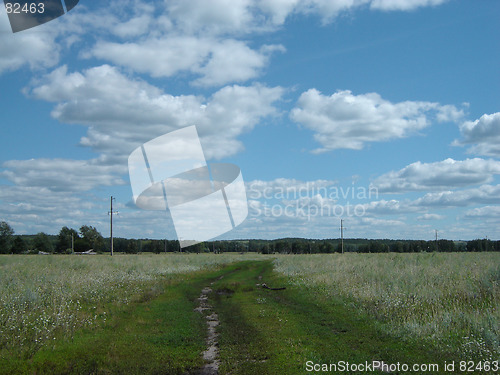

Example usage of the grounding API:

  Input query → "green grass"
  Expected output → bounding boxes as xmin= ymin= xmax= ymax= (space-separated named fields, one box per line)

xmin=209 ymin=260 xmax=464 ymax=374
xmin=1 ymin=253 xmax=498 ymax=374
xmin=273 ymin=252 xmax=500 ymax=361
xmin=0 ymin=253 xmax=269 ymax=358
xmin=0 ymin=253 xmax=270 ymax=373
xmin=1 ymin=265 xmax=232 ymax=374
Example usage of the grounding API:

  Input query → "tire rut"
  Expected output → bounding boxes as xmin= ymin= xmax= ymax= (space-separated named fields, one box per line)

xmin=194 ymin=277 xmax=223 ymax=375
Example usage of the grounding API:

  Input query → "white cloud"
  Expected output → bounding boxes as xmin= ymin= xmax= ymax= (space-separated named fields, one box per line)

xmin=464 ymin=206 xmax=500 ymax=220
xmin=164 ymin=0 xmax=367 ymax=33
xmin=417 ymin=213 xmax=445 ymax=220
xmin=79 ymin=0 xmax=445 ymax=86
xmin=0 ymin=185 xmax=100 ymax=234
xmin=164 ymin=0 xmax=449 ymax=32
xmin=257 ymin=0 xmax=302 ymax=25
xmin=291 ymin=89 xmax=462 ymax=152
xmin=0 ymin=0 xmax=451 ymax=77
xmin=455 ymin=112 xmax=500 ymax=157
xmin=111 ymin=14 xmax=154 ymax=38
xmin=165 ymin=0 xmax=257 ymax=34
xmin=0 ymin=183 xmax=181 ymax=238
xmin=358 ymin=184 xmax=500 ymax=215
xmin=89 ymin=37 xmax=210 ymax=78
xmin=1 ymin=158 xmax=127 ymax=192
xmin=362 ymin=199 xmax=417 ymax=215
xmin=412 ymin=184 xmax=500 ymax=208
xmin=193 ymin=42 xmax=286 ymax=87
xmin=247 ymin=178 xmax=338 ymax=200
xmin=373 ymin=158 xmax=500 ymax=193
xmin=0 ymin=13 xmax=60 ymax=74
xmin=89 ymin=37 xmax=284 ymax=86
xmin=29 ymin=65 xmax=284 ymax=160
xmin=371 ymin=0 xmax=449 ymax=11
xmin=360 ymin=217 xmax=405 ymax=227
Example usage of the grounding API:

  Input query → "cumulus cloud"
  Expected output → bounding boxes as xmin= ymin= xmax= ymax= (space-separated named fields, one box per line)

xmin=464 ymin=206 xmax=500 ymax=220
xmin=78 ymin=0 xmax=447 ymax=86
xmin=0 ymin=0 xmax=450 ymax=77
xmin=88 ymin=37 xmax=284 ymax=86
xmin=373 ymin=158 xmax=500 ymax=193
xmin=360 ymin=217 xmax=405 ymax=227
xmin=0 ymin=184 xmax=177 ymax=238
xmin=362 ymin=199 xmax=418 ymax=215
xmin=247 ymin=178 xmax=337 ymax=199
xmin=455 ymin=112 xmax=500 ymax=157
xmin=165 ymin=0 xmax=258 ymax=35
xmin=412 ymin=184 xmax=500 ymax=208
xmin=165 ymin=0 xmax=450 ymax=32
xmin=357 ymin=184 xmax=500 ymax=215
xmin=417 ymin=213 xmax=445 ymax=220
xmin=370 ymin=0 xmax=449 ymax=11
xmin=0 ymin=185 xmax=101 ymax=234
xmin=29 ymin=65 xmax=284 ymax=160
xmin=193 ymin=42 xmax=286 ymax=87
xmin=291 ymin=89 xmax=463 ymax=152
xmin=1 ymin=158 xmax=127 ymax=192
xmin=0 ymin=12 xmax=61 ymax=74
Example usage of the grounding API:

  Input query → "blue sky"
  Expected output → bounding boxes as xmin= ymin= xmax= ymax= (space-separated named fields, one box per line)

xmin=0 ymin=0 xmax=499 ymax=241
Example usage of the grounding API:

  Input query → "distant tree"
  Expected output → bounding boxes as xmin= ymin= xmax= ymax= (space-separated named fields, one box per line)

xmin=80 ymin=225 xmax=104 ymax=251
xmin=112 ymin=238 xmax=129 ymax=253
xmin=126 ymin=239 xmax=139 ymax=254
xmin=275 ymin=240 xmax=289 ymax=254
xmin=437 ymin=239 xmax=456 ymax=252
xmin=33 ymin=232 xmax=54 ymax=253
xmin=153 ymin=240 xmax=165 ymax=254
xmin=162 ymin=240 xmax=178 ymax=252
xmin=183 ymin=242 xmax=204 ymax=253
xmin=0 ymin=221 xmax=15 ymax=254
xmin=141 ymin=240 xmax=153 ymax=253
xmin=11 ymin=236 xmax=27 ymax=254
xmin=391 ymin=241 xmax=404 ymax=253
xmin=56 ymin=227 xmax=79 ymax=253
xmin=72 ymin=238 xmax=88 ymax=252
xmin=318 ymin=240 xmax=334 ymax=253
xmin=293 ymin=240 xmax=308 ymax=254
xmin=467 ymin=239 xmax=494 ymax=252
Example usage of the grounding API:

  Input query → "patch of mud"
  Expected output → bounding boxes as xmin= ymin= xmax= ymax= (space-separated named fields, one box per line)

xmin=194 ymin=279 xmax=223 ymax=375
xmin=215 ymin=288 xmax=234 ymax=296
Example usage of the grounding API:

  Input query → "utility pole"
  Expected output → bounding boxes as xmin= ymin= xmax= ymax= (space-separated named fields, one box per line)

xmin=71 ymin=233 xmax=74 ymax=254
xmin=435 ymin=229 xmax=438 ymax=252
xmin=109 ymin=196 xmax=118 ymax=256
xmin=341 ymin=219 xmax=344 ymax=254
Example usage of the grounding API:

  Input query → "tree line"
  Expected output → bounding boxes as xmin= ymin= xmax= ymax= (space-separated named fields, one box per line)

xmin=0 ymin=221 xmax=498 ymax=254
xmin=0 ymin=222 xmax=105 ymax=254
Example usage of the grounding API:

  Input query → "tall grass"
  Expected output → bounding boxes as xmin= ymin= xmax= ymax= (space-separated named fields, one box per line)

xmin=273 ymin=252 xmax=500 ymax=361
xmin=3 ymin=252 xmax=498 ymax=362
xmin=0 ymin=253 xmax=265 ymax=358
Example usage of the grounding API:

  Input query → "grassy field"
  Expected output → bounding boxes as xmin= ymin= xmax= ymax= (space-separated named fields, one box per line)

xmin=0 ymin=252 xmax=498 ymax=374
xmin=0 ymin=253 xmax=268 ymax=360
xmin=273 ymin=252 xmax=500 ymax=362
